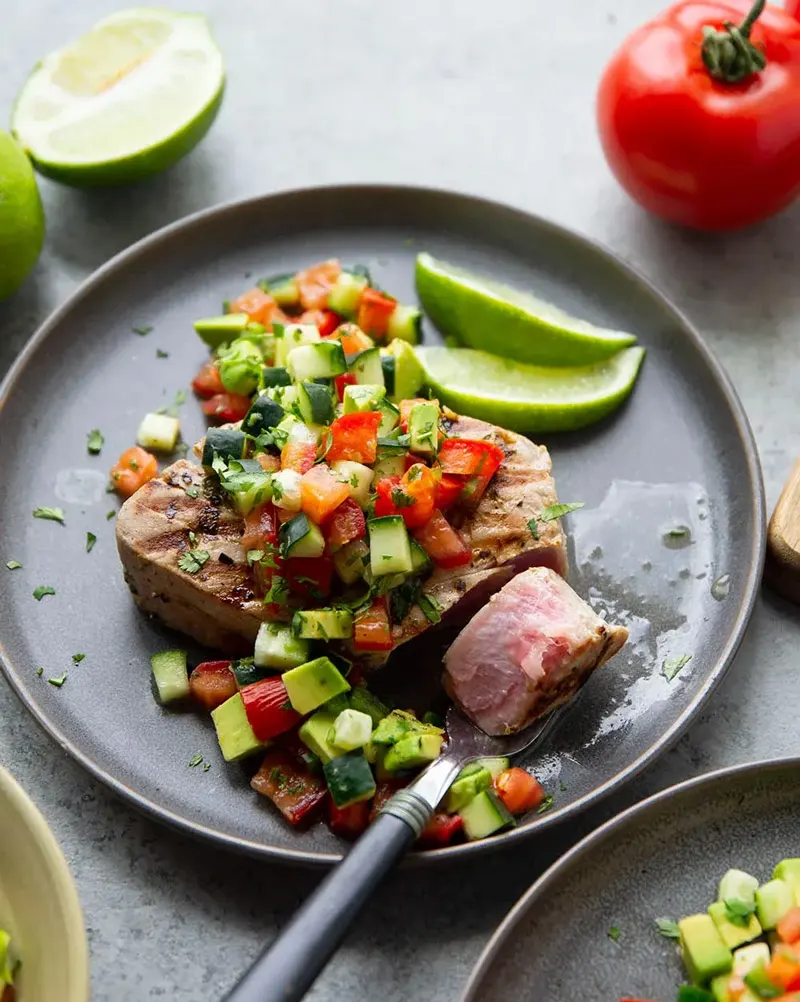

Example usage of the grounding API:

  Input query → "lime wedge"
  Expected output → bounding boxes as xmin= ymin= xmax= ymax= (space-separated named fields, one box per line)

xmin=11 ymin=8 xmax=225 ymax=187
xmin=416 ymin=345 xmax=645 ymax=433
xmin=415 ymin=252 xmax=637 ymax=367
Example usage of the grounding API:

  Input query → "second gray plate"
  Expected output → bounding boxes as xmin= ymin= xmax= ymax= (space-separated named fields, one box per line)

xmin=0 ymin=185 xmax=764 ymax=864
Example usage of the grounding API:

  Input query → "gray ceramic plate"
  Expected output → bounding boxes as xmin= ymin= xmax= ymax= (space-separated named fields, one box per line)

xmin=0 ymin=185 xmax=764 ymax=865
xmin=461 ymin=758 xmax=800 ymax=1001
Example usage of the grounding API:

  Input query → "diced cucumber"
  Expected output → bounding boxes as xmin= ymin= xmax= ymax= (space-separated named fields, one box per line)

xmin=377 ymin=397 xmax=400 ymax=436
xmin=330 ymin=708 xmax=373 ymax=751
xmin=383 ymin=733 xmax=443 ymax=772
xmin=270 ymin=469 xmax=302 ymax=511
xmin=343 ymin=383 xmax=386 ymax=414
xmin=231 ymin=657 xmax=268 ymax=688
xmin=708 ymin=901 xmax=762 ymax=950
xmin=348 ymin=686 xmax=390 ymax=727
xmin=460 ymin=790 xmax=515 ymax=841
xmin=211 ymin=692 xmax=266 ymax=763
xmin=201 ymin=427 xmax=247 ymax=468
xmin=296 ymin=381 xmax=335 ymax=425
xmin=260 ymin=273 xmax=301 ymax=307
xmin=288 ymin=342 xmax=347 ymax=381
xmin=445 ymin=767 xmax=492 ymax=813
xmin=386 ymin=303 xmax=422 ymax=345
xmin=380 ymin=352 xmax=396 ymax=396
xmin=409 ymin=539 xmax=431 ymax=575
xmin=732 ymin=942 xmax=770 ymax=977
xmin=333 ymin=539 xmax=370 ymax=584
xmin=331 ymin=460 xmax=373 ymax=507
xmin=273 ymin=323 xmax=320 ymax=366
xmin=408 ymin=400 xmax=440 ymax=454
xmin=279 ymin=512 xmax=325 ymax=559
xmin=242 ymin=393 xmax=285 ymax=437
xmin=194 ymin=312 xmax=249 ymax=349
xmin=150 ymin=649 xmax=189 ymax=704
xmin=292 ymin=608 xmax=354 ymax=640
xmin=287 ymin=418 xmax=322 ymax=445
xmin=137 ymin=412 xmax=180 ymax=453
xmin=368 ymin=516 xmax=413 ymax=576
xmin=254 ymin=622 xmax=311 ymax=671
xmin=328 ymin=271 xmax=368 ymax=318
xmin=371 ymin=451 xmax=406 ymax=485
xmin=214 ymin=457 xmax=273 ymax=517
xmin=719 ymin=870 xmax=759 ymax=908
xmin=299 ymin=710 xmax=345 ymax=763
xmin=472 ymin=756 xmax=510 ymax=780
xmin=283 ymin=656 xmax=351 ymax=715
xmin=755 ymin=880 xmax=794 ymax=930
xmin=323 ymin=751 xmax=376 ymax=807
xmin=387 ymin=339 xmax=425 ymax=402
xmin=262 ymin=366 xmax=292 ymax=388
xmin=349 ymin=346 xmax=385 ymax=386
xmin=773 ymin=859 xmax=800 ymax=903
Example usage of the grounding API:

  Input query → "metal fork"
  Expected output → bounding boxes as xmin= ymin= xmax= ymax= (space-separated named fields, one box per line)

xmin=223 ymin=705 xmax=562 ymax=1002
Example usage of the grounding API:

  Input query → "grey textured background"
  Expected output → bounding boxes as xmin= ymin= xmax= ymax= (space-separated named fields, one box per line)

xmin=1 ymin=2 xmax=798 ymax=999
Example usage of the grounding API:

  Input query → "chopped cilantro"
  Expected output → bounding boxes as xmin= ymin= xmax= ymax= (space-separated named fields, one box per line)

xmin=86 ymin=531 xmax=97 ymax=553
xmin=33 ymin=506 xmax=65 ymax=524
xmin=188 ymin=752 xmax=203 ymax=768
xmin=608 ymin=926 xmax=622 ymax=943
xmin=132 ymin=325 xmax=153 ymax=336
xmin=264 ymin=576 xmax=289 ymax=606
xmin=536 ymin=794 xmax=554 ymax=814
xmin=203 ymin=762 xmax=211 ymax=772
xmin=87 ymin=429 xmax=104 ymax=455
xmin=655 ymin=918 xmax=680 ymax=940
xmin=539 ymin=502 xmax=585 ymax=521
xmin=156 ymin=348 xmax=170 ymax=358
xmin=272 ymin=479 xmax=284 ymax=501
xmin=48 ymin=673 xmax=67 ymax=687
xmin=662 ymin=654 xmax=692 ymax=682
xmin=178 ymin=548 xmax=210 ymax=574
xmin=72 ymin=653 xmax=86 ymax=664
xmin=6 ymin=560 xmax=22 ymax=570
xmin=33 ymin=585 xmax=56 ymax=601
xmin=390 ymin=488 xmax=416 ymax=509
xmin=406 ymin=465 xmax=422 ymax=482
xmin=724 ymin=899 xmax=755 ymax=926
xmin=665 ymin=525 xmax=690 ymax=539
xmin=247 ymin=549 xmax=265 ymax=565
xmin=559 ymin=780 xmax=567 ymax=792
xmin=174 ymin=389 xmax=187 ymax=406
xmin=106 ymin=510 xmax=116 ymax=520
xmin=527 ymin=517 xmax=540 ymax=541
xmin=36 ymin=667 xmax=43 ymax=677
xmin=418 ymin=592 xmax=443 ymax=624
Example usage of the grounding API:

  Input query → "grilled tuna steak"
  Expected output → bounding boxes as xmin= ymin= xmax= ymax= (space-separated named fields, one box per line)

xmin=115 ymin=411 xmax=567 ymax=656
xmin=443 ymin=567 xmax=628 ymax=735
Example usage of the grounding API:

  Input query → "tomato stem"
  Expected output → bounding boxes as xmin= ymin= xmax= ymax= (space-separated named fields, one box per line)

xmin=701 ymin=0 xmax=767 ymax=83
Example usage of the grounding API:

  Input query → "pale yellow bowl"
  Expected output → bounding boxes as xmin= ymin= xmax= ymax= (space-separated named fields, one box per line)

xmin=0 ymin=767 xmax=89 ymax=1001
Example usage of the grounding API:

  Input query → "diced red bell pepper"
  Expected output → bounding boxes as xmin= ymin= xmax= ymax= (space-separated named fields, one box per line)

xmin=373 ymin=476 xmax=402 ymax=518
xmin=281 ymin=440 xmax=317 ymax=474
xmin=354 ymin=597 xmax=394 ymax=652
xmin=337 ymin=324 xmax=374 ymax=355
xmin=240 ymin=676 xmax=302 ymax=741
xmin=284 ymin=556 xmax=334 ymax=600
xmin=494 ymin=768 xmax=546 ymax=814
xmin=369 ymin=779 xmax=407 ymax=822
xmin=230 ymin=287 xmax=278 ymax=326
xmin=437 ymin=438 xmax=504 ymax=503
xmin=256 ymin=452 xmax=281 ymax=473
xmin=326 ymin=412 xmax=382 ymax=464
xmin=334 ymin=371 xmax=358 ymax=402
xmin=300 ymin=464 xmax=351 ymax=524
xmin=189 ymin=660 xmax=238 ymax=712
xmin=435 ymin=473 xmax=465 ymax=510
xmin=399 ymin=398 xmax=427 ymax=432
xmin=778 ymin=908 xmax=800 ymax=946
xmin=296 ymin=259 xmax=342 ymax=311
xmin=418 ymin=813 xmax=464 ymax=848
xmin=323 ymin=497 xmax=366 ymax=553
xmin=251 ymin=748 xmax=328 ymax=826
xmin=412 ymin=509 xmax=471 ymax=569
xmin=767 ymin=947 xmax=800 ymax=992
xmin=373 ymin=467 xmax=435 ymax=528
xmin=318 ymin=309 xmax=343 ymax=337
xmin=328 ymin=799 xmax=371 ymax=840
xmin=201 ymin=392 xmax=252 ymax=423
xmin=192 ymin=360 xmax=225 ymax=398
xmin=356 ymin=287 xmax=396 ymax=339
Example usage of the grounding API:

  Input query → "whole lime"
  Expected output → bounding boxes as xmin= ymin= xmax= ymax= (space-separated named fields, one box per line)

xmin=0 ymin=130 xmax=44 ymax=301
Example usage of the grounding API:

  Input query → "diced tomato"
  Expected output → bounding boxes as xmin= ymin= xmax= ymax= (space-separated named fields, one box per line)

xmin=189 ymin=660 xmax=238 ymax=712
xmin=191 ymin=360 xmax=225 ymax=398
xmin=281 ymin=440 xmax=317 ymax=474
xmin=337 ymin=324 xmax=374 ymax=356
xmin=240 ymin=676 xmax=302 ymax=741
xmin=242 ymin=502 xmax=281 ymax=599
xmin=296 ymin=259 xmax=341 ymax=310
xmin=326 ymin=412 xmax=382 ymax=464
xmin=435 ymin=473 xmax=465 ymax=510
xmin=437 ymin=438 xmax=504 ymax=504
xmin=779 ymin=908 xmax=800 ymax=946
xmin=373 ymin=476 xmax=402 ymax=518
xmin=256 ymin=452 xmax=281 ymax=473
xmin=369 ymin=779 xmax=407 ymax=822
xmin=494 ymin=768 xmax=546 ymax=814
xmin=399 ymin=398 xmax=427 ymax=431
xmin=284 ymin=556 xmax=334 ymax=600
xmin=300 ymin=464 xmax=351 ymax=524
xmin=201 ymin=392 xmax=252 ymax=423
xmin=412 ymin=509 xmax=471 ymax=569
xmin=354 ymin=598 xmax=394 ymax=652
xmin=356 ymin=287 xmax=396 ymax=340
xmin=418 ymin=813 xmax=463 ymax=848
xmin=109 ymin=446 xmax=158 ymax=499
xmin=767 ymin=948 xmax=800 ymax=992
xmin=323 ymin=497 xmax=366 ymax=553
xmin=230 ymin=286 xmax=277 ymax=326
xmin=251 ymin=748 xmax=328 ymax=826
xmin=328 ymin=799 xmax=371 ymax=840
xmin=334 ymin=372 xmax=358 ymax=402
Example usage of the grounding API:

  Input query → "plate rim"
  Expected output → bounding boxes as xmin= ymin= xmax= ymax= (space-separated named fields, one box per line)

xmin=0 ymin=183 xmax=767 ymax=867
xmin=458 ymin=755 xmax=800 ymax=1001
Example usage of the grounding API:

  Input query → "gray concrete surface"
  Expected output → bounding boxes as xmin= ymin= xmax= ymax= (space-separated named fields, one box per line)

xmin=1 ymin=1 xmax=799 ymax=999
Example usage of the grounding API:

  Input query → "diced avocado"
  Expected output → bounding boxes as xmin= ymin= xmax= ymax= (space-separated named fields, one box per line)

xmin=282 ymin=656 xmax=351 ymax=715
xmin=343 ymin=383 xmax=386 ymax=414
xmin=349 ymin=685 xmax=390 ymax=727
xmin=460 ymin=789 xmax=515 ymax=841
xmin=299 ymin=711 xmax=345 ymax=763
xmin=194 ymin=312 xmax=249 ymax=349
xmin=719 ymin=870 xmax=759 ymax=909
xmin=445 ymin=767 xmax=492 ymax=813
xmin=330 ymin=709 xmax=373 ymax=751
xmin=383 ymin=733 xmax=443 ymax=772
xmin=677 ymin=987 xmax=716 ymax=1002
xmin=679 ymin=915 xmax=733 ymax=985
xmin=371 ymin=709 xmax=443 ymax=746
xmin=150 ymin=649 xmax=190 ymax=704
xmin=292 ymin=608 xmax=354 ymax=641
xmin=211 ymin=692 xmax=266 ymax=763
xmin=408 ymin=400 xmax=440 ymax=455
xmin=710 ymin=975 xmax=732 ymax=1002
xmin=368 ymin=515 xmax=413 ymax=576
xmin=254 ymin=623 xmax=311 ymax=671
xmin=708 ymin=901 xmax=762 ymax=950
xmin=732 ymin=942 xmax=771 ymax=977
xmin=386 ymin=339 xmax=425 ymax=402
xmin=323 ymin=750 xmax=376 ymax=808
xmin=756 ymin=879 xmax=794 ymax=930
xmin=774 ymin=859 xmax=800 ymax=904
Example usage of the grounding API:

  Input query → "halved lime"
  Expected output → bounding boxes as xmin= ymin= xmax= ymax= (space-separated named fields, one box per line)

xmin=11 ymin=8 xmax=225 ymax=187
xmin=416 ymin=345 xmax=645 ymax=433
xmin=0 ymin=130 xmax=45 ymax=302
xmin=415 ymin=252 xmax=637 ymax=367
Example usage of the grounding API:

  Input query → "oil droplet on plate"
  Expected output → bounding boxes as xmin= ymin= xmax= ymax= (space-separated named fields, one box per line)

xmin=55 ymin=468 xmax=108 ymax=506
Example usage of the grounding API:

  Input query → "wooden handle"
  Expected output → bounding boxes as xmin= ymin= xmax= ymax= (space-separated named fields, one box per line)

xmin=766 ymin=457 xmax=800 ymax=602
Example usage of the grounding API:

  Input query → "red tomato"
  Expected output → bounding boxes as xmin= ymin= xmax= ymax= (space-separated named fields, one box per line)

xmin=300 ymin=464 xmax=351 ymax=523
xmin=109 ymin=446 xmax=158 ymax=498
xmin=334 ymin=372 xmax=358 ymax=402
xmin=597 ymin=0 xmax=800 ymax=230
xmin=240 ymin=677 xmax=302 ymax=741
xmin=494 ymin=768 xmax=546 ymax=814
xmin=296 ymin=259 xmax=341 ymax=310
xmin=251 ymin=749 xmax=328 ymax=826
xmin=374 ymin=476 xmax=403 ymax=518
xmin=230 ymin=287 xmax=277 ymax=325
xmin=189 ymin=661 xmax=238 ymax=712
xmin=201 ymin=392 xmax=252 ymax=423
xmin=353 ymin=598 xmax=394 ymax=651
xmin=284 ymin=556 xmax=334 ymax=599
xmin=418 ymin=813 xmax=463 ymax=848
xmin=281 ymin=440 xmax=317 ymax=474
xmin=356 ymin=287 xmax=396 ymax=339
xmin=435 ymin=473 xmax=465 ymax=510
xmin=327 ymin=800 xmax=371 ymax=840
xmin=191 ymin=361 xmax=224 ymax=398
xmin=412 ymin=509 xmax=471 ymax=569
xmin=323 ymin=498 xmax=367 ymax=553
xmin=326 ymin=412 xmax=382 ymax=464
